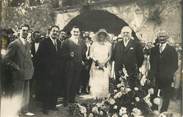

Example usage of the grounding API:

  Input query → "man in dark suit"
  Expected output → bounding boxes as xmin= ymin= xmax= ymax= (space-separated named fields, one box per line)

xmin=4 ymin=24 xmax=34 ymax=115
xmin=80 ymin=36 xmax=92 ymax=94
xmin=31 ymin=31 xmax=42 ymax=58
xmin=0 ymin=38 xmax=2 ymax=105
xmin=37 ymin=25 xmax=61 ymax=114
xmin=112 ymin=26 xmax=144 ymax=88
xmin=62 ymin=26 xmax=86 ymax=106
xmin=30 ymin=31 xmax=42 ymax=100
xmin=149 ymin=30 xmax=178 ymax=113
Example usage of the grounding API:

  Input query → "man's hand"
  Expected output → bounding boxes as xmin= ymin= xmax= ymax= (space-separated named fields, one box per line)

xmin=81 ymin=61 xmax=85 ymax=66
xmin=148 ymin=88 xmax=154 ymax=95
xmin=70 ymin=51 xmax=74 ymax=57
xmin=98 ymin=63 xmax=104 ymax=68
xmin=140 ymin=75 xmax=147 ymax=86
xmin=6 ymin=62 xmax=20 ymax=71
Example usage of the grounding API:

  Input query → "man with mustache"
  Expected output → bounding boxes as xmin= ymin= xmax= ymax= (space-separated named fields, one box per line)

xmin=4 ymin=24 xmax=34 ymax=116
xmin=37 ymin=25 xmax=61 ymax=114
xmin=112 ymin=26 xmax=144 ymax=88
xmin=149 ymin=30 xmax=178 ymax=113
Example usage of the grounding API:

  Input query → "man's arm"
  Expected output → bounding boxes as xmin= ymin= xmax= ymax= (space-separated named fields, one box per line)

xmin=61 ymin=41 xmax=72 ymax=60
xmin=171 ymin=47 xmax=178 ymax=74
xmin=135 ymin=42 xmax=144 ymax=68
xmin=4 ymin=42 xmax=20 ymax=71
xmin=148 ymin=47 xmax=157 ymax=87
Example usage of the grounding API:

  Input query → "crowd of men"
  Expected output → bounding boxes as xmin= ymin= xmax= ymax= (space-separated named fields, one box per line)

xmin=0 ymin=24 xmax=181 ymax=116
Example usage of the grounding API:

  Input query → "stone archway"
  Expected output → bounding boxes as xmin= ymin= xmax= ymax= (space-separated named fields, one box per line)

xmin=55 ymin=1 xmax=181 ymax=43
xmin=57 ymin=9 xmax=138 ymax=40
xmin=63 ymin=9 xmax=129 ymax=35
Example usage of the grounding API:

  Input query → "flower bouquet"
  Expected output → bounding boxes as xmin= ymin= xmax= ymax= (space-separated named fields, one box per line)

xmin=68 ymin=66 xmax=154 ymax=117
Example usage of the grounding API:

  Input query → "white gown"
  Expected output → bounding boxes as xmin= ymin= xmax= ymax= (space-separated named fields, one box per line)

xmin=89 ymin=41 xmax=111 ymax=98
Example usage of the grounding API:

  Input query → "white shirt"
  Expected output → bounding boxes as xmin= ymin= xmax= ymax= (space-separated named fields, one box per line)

xmin=20 ymin=37 xmax=26 ymax=45
xmin=159 ymin=42 xmax=167 ymax=53
xmin=86 ymin=44 xmax=91 ymax=59
xmin=123 ymin=38 xmax=130 ymax=47
xmin=34 ymin=43 xmax=39 ymax=53
xmin=50 ymin=36 xmax=57 ymax=46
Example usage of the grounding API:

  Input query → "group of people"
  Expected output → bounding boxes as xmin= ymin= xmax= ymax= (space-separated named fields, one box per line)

xmin=0 ymin=24 xmax=179 ymax=116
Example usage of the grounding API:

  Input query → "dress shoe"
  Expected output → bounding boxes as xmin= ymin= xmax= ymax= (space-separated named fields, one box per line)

xmin=63 ymin=101 xmax=68 ymax=107
xmin=25 ymin=112 xmax=35 ymax=116
xmin=82 ymin=90 xmax=89 ymax=94
xmin=70 ymin=100 xmax=78 ymax=103
xmin=42 ymin=109 xmax=49 ymax=115
xmin=77 ymin=91 xmax=82 ymax=95
xmin=50 ymin=107 xmax=59 ymax=111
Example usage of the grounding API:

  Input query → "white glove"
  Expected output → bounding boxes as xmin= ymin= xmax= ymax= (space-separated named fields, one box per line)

xmin=140 ymin=75 xmax=147 ymax=86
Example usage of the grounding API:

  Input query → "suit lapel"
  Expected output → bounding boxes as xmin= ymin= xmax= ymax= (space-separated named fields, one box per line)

xmin=124 ymin=39 xmax=133 ymax=52
xmin=56 ymin=39 xmax=61 ymax=50
xmin=17 ymin=39 xmax=26 ymax=55
xmin=17 ymin=39 xmax=32 ymax=59
xmin=48 ymin=38 xmax=57 ymax=52
xmin=160 ymin=44 xmax=169 ymax=57
xmin=31 ymin=42 xmax=36 ymax=56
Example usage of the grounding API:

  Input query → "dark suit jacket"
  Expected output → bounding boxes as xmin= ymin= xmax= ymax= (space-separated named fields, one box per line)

xmin=31 ymin=42 xmax=40 ymax=68
xmin=0 ymin=55 xmax=2 ymax=95
xmin=61 ymin=39 xmax=86 ymax=70
xmin=112 ymin=39 xmax=144 ymax=79
xmin=61 ymin=39 xmax=86 ymax=81
xmin=150 ymin=44 xmax=178 ymax=88
xmin=37 ymin=37 xmax=61 ymax=80
xmin=4 ymin=39 xmax=34 ymax=80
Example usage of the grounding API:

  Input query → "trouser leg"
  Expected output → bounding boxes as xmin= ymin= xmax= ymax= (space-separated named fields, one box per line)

xmin=160 ymin=87 xmax=171 ymax=112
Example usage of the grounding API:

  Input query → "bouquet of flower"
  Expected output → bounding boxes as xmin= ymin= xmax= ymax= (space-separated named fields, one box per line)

xmin=69 ymin=101 xmax=108 ymax=117
xmin=68 ymin=66 xmax=154 ymax=117
xmin=94 ymin=60 xmax=107 ymax=71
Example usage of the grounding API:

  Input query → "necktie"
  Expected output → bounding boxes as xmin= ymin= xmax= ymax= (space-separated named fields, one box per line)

xmin=87 ymin=45 xmax=90 ymax=57
xmin=159 ymin=44 xmax=163 ymax=53
xmin=54 ymin=40 xmax=57 ymax=51
xmin=123 ymin=38 xmax=128 ymax=47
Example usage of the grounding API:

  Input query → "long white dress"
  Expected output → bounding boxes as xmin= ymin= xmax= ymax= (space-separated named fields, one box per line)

xmin=89 ymin=41 xmax=112 ymax=98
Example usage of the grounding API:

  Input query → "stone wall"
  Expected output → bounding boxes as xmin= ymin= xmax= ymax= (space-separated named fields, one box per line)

xmin=56 ymin=0 xmax=182 ymax=43
xmin=1 ymin=0 xmax=182 ymax=43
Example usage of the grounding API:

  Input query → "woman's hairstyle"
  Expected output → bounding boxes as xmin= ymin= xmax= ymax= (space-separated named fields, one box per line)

xmin=95 ymin=29 xmax=109 ymax=42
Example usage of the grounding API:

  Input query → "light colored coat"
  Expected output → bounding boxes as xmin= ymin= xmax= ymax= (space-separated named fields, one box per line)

xmin=4 ymin=38 xmax=34 ymax=80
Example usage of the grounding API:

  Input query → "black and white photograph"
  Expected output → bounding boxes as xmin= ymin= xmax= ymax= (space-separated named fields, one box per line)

xmin=0 ymin=0 xmax=182 ymax=117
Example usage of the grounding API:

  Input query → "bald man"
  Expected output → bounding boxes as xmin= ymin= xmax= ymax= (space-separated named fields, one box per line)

xmin=112 ymin=26 xmax=144 ymax=88
xmin=150 ymin=30 xmax=178 ymax=112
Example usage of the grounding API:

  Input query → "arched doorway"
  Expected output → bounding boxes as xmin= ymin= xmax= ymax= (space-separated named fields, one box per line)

xmin=63 ymin=9 xmax=138 ymax=38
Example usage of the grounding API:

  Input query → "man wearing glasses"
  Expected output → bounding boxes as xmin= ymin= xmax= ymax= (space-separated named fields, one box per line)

xmin=4 ymin=24 xmax=34 ymax=116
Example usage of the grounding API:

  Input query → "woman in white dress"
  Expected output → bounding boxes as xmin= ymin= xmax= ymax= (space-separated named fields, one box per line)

xmin=89 ymin=29 xmax=112 ymax=99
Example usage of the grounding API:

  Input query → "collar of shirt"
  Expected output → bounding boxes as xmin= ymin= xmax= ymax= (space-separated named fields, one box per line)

xmin=123 ymin=38 xmax=130 ymax=47
xmin=50 ymin=36 xmax=57 ymax=45
xmin=35 ymin=43 xmax=39 ymax=52
xmin=20 ymin=37 xmax=26 ymax=45
xmin=159 ymin=42 xmax=167 ymax=52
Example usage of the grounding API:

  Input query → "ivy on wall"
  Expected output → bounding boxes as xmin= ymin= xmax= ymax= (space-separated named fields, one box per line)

xmin=1 ymin=0 xmax=181 ymax=32
xmin=2 ymin=3 xmax=55 ymax=32
xmin=136 ymin=0 xmax=180 ymax=25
